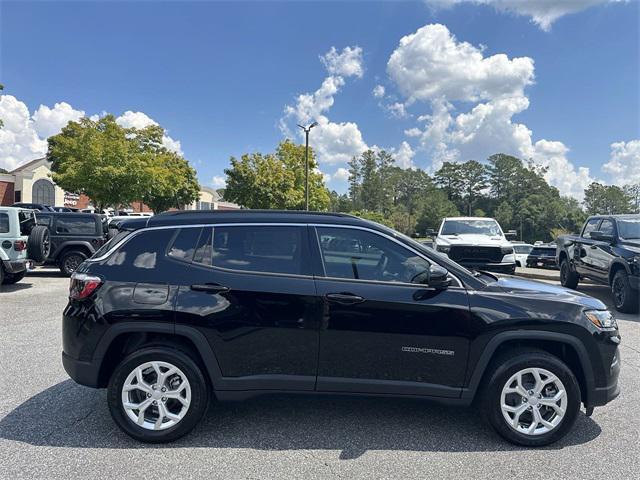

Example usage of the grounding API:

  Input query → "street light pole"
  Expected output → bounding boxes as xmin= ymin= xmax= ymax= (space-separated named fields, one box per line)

xmin=297 ymin=122 xmax=317 ymax=211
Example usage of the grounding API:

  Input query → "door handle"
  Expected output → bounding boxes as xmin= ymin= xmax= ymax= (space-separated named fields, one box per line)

xmin=590 ymin=245 xmax=597 ymax=249
xmin=190 ymin=283 xmax=230 ymax=294
xmin=325 ymin=293 xmax=365 ymax=305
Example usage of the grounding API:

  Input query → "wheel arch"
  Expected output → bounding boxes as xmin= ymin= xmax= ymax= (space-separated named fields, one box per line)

xmin=608 ymin=260 xmax=630 ymax=285
xmin=93 ymin=322 xmax=223 ymax=389
xmin=462 ymin=331 xmax=594 ymax=406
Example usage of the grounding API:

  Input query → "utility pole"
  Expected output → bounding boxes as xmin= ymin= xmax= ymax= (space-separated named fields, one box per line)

xmin=297 ymin=122 xmax=318 ymax=211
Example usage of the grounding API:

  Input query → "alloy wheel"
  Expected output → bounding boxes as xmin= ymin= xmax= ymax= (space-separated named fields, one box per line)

xmin=64 ymin=254 xmax=83 ymax=273
xmin=121 ymin=361 xmax=191 ymax=431
xmin=613 ymin=277 xmax=625 ymax=307
xmin=500 ymin=367 xmax=567 ymax=436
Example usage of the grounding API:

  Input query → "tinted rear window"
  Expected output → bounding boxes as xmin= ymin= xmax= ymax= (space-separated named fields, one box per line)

xmin=55 ymin=216 xmax=96 ymax=234
xmin=211 ymin=225 xmax=304 ymax=275
xmin=167 ymin=227 xmax=202 ymax=262
xmin=0 ymin=213 xmax=9 ymax=233
xmin=105 ymin=229 xmax=175 ymax=270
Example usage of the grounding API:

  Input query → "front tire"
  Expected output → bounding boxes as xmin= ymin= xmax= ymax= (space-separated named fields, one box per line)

xmin=560 ymin=259 xmax=579 ymax=289
xmin=481 ymin=350 xmax=580 ymax=447
xmin=612 ymin=270 xmax=639 ymax=314
xmin=107 ymin=347 xmax=209 ymax=443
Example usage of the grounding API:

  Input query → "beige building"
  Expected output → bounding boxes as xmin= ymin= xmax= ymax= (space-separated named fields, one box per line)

xmin=187 ymin=186 xmax=239 ymax=210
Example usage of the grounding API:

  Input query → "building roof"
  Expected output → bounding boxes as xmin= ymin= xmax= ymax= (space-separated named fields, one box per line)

xmin=10 ymin=157 xmax=49 ymax=174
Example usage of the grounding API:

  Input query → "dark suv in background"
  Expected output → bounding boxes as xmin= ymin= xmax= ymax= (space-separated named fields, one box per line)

xmin=62 ymin=211 xmax=620 ymax=446
xmin=36 ymin=212 xmax=107 ymax=275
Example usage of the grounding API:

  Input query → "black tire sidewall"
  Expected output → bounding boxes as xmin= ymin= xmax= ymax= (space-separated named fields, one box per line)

xmin=613 ymin=270 xmax=639 ymax=313
xmin=107 ymin=347 xmax=209 ymax=443
xmin=3 ymin=270 xmax=26 ymax=284
xmin=560 ymin=260 xmax=578 ymax=289
xmin=59 ymin=251 xmax=87 ymax=276
xmin=27 ymin=225 xmax=50 ymax=263
xmin=483 ymin=352 xmax=581 ymax=447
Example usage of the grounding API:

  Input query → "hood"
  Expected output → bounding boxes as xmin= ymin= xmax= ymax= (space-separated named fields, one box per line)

xmin=619 ymin=240 xmax=640 ymax=253
xmin=488 ymin=276 xmax=606 ymax=310
xmin=437 ymin=234 xmax=509 ymax=247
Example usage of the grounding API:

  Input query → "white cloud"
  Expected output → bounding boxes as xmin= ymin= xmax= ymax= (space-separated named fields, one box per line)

xmin=321 ymin=46 xmax=364 ymax=78
xmin=281 ymin=45 xmax=369 ymax=166
xmin=404 ymin=127 xmax=422 ymax=137
xmin=387 ymin=24 xmax=534 ymax=104
xmin=394 ymin=141 xmax=416 ymax=169
xmin=116 ymin=110 xmax=183 ymax=155
xmin=211 ymin=175 xmax=226 ymax=189
xmin=603 ymin=140 xmax=640 ymax=186
xmin=0 ymin=96 xmax=186 ymax=172
xmin=32 ymin=102 xmax=84 ymax=139
xmin=372 ymin=85 xmax=386 ymax=98
xmin=387 ymin=23 xmax=595 ymax=199
xmin=426 ymin=1 xmax=623 ymax=31
xmin=331 ymin=167 xmax=350 ymax=182
xmin=0 ymin=95 xmax=48 ymax=171
xmin=386 ymin=102 xmax=410 ymax=119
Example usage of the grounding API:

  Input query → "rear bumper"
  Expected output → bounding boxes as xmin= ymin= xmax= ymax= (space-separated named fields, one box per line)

xmin=2 ymin=258 xmax=32 ymax=274
xmin=526 ymin=257 xmax=557 ymax=267
xmin=62 ymin=351 xmax=101 ymax=388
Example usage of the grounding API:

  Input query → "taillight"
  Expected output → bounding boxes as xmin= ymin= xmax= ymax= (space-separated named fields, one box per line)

xmin=14 ymin=240 xmax=26 ymax=251
xmin=69 ymin=273 xmax=103 ymax=300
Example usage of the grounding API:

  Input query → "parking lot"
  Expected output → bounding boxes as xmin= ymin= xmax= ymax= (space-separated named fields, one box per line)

xmin=0 ymin=269 xmax=638 ymax=480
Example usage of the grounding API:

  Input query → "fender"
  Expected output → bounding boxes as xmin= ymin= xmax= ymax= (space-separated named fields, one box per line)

xmin=92 ymin=321 xmax=224 ymax=387
xmin=460 ymin=330 xmax=595 ymax=405
xmin=51 ymin=241 xmax=96 ymax=259
xmin=608 ymin=258 xmax=631 ymax=282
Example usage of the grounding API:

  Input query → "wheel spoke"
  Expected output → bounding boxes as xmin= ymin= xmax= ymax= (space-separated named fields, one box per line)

xmin=135 ymin=368 xmax=152 ymax=393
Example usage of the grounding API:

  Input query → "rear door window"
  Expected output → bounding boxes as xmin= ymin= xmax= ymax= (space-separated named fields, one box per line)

xmin=55 ymin=216 xmax=97 ymax=235
xmin=210 ymin=225 xmax=306 ymax=275
xmin=167 ymin=227 xmax=202 ymax=262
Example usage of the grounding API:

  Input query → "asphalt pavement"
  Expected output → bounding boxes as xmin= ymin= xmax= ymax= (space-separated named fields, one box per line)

xmin=0 ymin=268 xmax=638 ymax=479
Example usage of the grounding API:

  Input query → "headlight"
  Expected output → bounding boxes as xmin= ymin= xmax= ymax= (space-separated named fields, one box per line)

xmin=436 ymin=245 xmax=450 ymax=254
xmin=501 ymin=246 xmax=514 ymax=254
xmin=585 ymin=310 xmax=618 ymax=330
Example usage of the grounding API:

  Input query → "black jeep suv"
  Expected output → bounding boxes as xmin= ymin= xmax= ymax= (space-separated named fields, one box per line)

xmin=35 ymin=212 xmax=107 ymax=275
xmin=62 ymin=211 xmax=620 ymax=446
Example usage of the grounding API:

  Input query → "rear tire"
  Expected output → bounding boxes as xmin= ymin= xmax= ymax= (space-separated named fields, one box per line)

xmin=560 ymin=259 xmax=579 ymax=289
xmin=58 ymin=250 xmax=87 ymax=276
xmin=612 ymin=270 xmax=639 ymax=314
xmin=27 ymin=225 xmax=50 ymax=263
xmin=481 ymin=350 xmax=580 ymax=447
xmin=2 ymin=270 xmax=26 ymax=285
xmin=107 ymin=347 xmax=209 ymax=443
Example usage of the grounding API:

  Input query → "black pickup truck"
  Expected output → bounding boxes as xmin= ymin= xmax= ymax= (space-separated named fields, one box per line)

xmin=557 ymin=214 xmax=640 ymax=313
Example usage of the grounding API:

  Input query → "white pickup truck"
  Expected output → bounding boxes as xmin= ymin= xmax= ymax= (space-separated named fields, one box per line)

xmin=432 ymin=217 xmax=516 ymax=274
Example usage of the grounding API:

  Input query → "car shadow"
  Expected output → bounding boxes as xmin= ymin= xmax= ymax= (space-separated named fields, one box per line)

xmin=0 ymin=282 xmax=33 ymax=292
xmin=0 ymin=380 xmax=601 ymax=456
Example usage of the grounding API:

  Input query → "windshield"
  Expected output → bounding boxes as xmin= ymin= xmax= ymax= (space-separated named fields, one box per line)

xmin=617 ymin=218 xmax=640 ymax=240
xmin=441 ymin=219 xmax=503 ymax=236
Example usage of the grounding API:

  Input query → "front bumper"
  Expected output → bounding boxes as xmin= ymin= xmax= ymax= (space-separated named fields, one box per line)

xmin=589 ymin=346 xmax=621 ymax=407
xmin=628 ymin=273 xmax=640 ymax=291
xmin=1 ymin=258 xmax=33 ymax=274
xmin=460 ymin=262 xmax=516 ymax=274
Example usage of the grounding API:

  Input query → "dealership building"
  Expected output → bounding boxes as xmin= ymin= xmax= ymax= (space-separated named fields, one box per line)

xmin=0 ymin=157 xmax=239 ymax=211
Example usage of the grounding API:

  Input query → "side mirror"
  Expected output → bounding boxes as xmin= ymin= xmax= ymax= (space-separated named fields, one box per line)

xmin=505 ymin=230 xmax=517 ymax=239
xmin=425 ymin=228 xmax=437 ymax=237
xmin=590 ymin=231 xmax=614 ymax=243
xmin=428 ymin=264 xmax=451 ymax=289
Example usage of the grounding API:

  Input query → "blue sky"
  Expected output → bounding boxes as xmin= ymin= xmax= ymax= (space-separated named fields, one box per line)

xmin=1 ymin=0 xmax=638 ymax=199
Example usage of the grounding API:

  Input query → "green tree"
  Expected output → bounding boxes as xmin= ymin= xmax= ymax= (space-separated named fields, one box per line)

xmin=459 ymin=160 xmax=489 ymax=215
xmin=347 ymin=156 xmax=362 ymax=210
xmin=623 ymin=184 xmax=640 ymax=213
xmin=583 ymin=182 xmax=632 ymax=215
xmin=223 ymin=140 xmax=330 ymax=210
xmin=48 ymin=116 xmax=146 ymax=211
xmin=48 ymin=115 xmax=199 ymax=212
xmin=434 ymin=162 xmax=463 ymax=202
xmin=140 ymin=150 xmax=200 ymax=213
xmin=0 ymin=168 xmax=8 ymax=174
xmin=415 ymin=189 xmax=460 ymax=235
